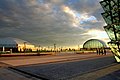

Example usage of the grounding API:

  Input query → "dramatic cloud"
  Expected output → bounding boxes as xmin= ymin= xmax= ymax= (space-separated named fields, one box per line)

xmin=0 ymin=0 xmax=109 ymax=48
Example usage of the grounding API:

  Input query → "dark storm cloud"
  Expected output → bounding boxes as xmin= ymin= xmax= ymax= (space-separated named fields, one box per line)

xmin=66 ymin=0 xmax=102 ymax=14
xmin=0 ymin=0 xmax=107 ymax=47
xmin=65 ymin=0 xmax=104 ymax=27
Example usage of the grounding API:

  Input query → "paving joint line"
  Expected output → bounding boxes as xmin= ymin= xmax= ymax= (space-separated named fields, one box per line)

xmin=15 ymin=55 xmax=113 ymax=67
xmin=64 ymin=62 xmax=118 ymax=80
xmin=8 ymin=67 xmax=50 ymax=80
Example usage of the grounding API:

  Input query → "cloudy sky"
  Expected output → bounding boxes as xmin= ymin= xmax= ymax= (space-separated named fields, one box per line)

xmin=0 ymin=0 xmax=109 ymax=48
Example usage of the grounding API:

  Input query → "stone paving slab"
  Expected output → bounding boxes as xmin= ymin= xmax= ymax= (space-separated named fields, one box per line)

xmin=97 ymin=68 xmax=120 ymax=80
xmin=0 ymin=68 xmax=33 ymax=80
xmin=70 ymin=64 xmax=120 ymax=80
xmin=0 ymin=53 xmax=114 ymax=80
xmin=16 ymin=56 xmax=115 ymax=80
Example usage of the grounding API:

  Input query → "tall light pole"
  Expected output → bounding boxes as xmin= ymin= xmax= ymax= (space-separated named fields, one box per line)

xmin=54 ymin=44 xmax=56 ymax=52
xmin=48 ymin=46 xmax=50 ymax=51
xmin=78 ymin=45 xmax=80 ymax=51
xmin=24 ymin=42 xmax=27 ymax=52
xmin=2 ymin=46 xmax=5 ymax=52
xmin=38 ymin=45 xmax=40 ymax=51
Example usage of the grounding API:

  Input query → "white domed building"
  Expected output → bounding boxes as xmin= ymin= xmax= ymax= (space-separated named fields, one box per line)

xmin=83 ymin=39 xmax=107 ymax=50
xmin=0 ymin=37 xmax=36 ymax=52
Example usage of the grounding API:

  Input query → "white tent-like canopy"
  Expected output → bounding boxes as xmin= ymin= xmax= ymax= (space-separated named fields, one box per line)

xmin=0 ymin=37 xmax=35 ymax=52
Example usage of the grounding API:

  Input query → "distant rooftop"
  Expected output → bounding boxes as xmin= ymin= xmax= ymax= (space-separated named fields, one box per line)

xmin=0 ymin=37 xmax=32 ymax=47
xmin=83 ymin=39 xmax=107 ymax=48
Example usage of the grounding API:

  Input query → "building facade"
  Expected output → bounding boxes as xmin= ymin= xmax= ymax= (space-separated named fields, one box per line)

xmin=100 ymin=0 xmax=120 ymax=62
xmin=83 ymin=39 xmax=106 ymax=50
xmin=0 ymin=37 xmax=35 ymax=53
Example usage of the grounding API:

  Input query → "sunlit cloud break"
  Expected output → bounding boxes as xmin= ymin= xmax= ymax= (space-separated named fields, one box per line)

xmin=62 ymin=5 xmax=98 ymax=27
xmin=0 ymin=0 xmax=107 ymax=47
xmin=84 ymin=29 xmax=110 ymax=42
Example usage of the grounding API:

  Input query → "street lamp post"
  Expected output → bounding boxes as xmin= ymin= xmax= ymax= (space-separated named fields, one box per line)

xmin=39 ymin=45 xmax=40 ymax=52
xmin=24 ymin=42 xmax=27 ymax=52
xmin=2 ymin=46 xmax=5 ymax=53
xmin=54 ymin=44 xmax=56 ymax=52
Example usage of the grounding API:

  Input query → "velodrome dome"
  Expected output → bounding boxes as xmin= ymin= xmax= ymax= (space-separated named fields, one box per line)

xmin=83 ymin=39 xmax=107 ymax=49
xmin=0 ymin=37 xmax=35 ymax=52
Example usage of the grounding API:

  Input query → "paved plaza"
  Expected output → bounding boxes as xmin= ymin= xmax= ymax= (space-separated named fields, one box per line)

xmin=0 ymin=53 xmax=119 ymax=80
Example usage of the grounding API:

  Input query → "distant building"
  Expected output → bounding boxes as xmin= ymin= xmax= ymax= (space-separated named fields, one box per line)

xmin=83 ymin=39 xmax=107 ymax=49
xmin=0 ymin=37 xmax=35 ymax=52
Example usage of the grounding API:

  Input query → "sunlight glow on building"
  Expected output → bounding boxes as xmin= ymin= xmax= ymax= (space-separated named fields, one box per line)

xmin=0 ymin=37 xmax=36 ymax=52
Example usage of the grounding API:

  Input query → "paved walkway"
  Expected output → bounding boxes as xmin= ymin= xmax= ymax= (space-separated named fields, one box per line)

xmin=0 ymin=53 xmax=118 ymax=80
xmin=0 ymin=68 xmax=33 ymax=80
xmin=70 ymin=64 xmax=120 ymax=80
xmin=0 ymin=64 xmax=119 ymax=80
xmin=0 ymin=53 xmax=112 ymax=66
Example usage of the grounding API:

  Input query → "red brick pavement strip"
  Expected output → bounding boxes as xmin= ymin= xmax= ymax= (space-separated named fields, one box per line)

xmin=0 ymin=53 xmax=113 ymax=67
xmin=0 ymin=53 xmax=52 ymax=57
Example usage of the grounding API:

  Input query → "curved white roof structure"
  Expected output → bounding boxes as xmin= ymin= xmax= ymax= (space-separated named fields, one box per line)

xmin=83 ymin=39 xmax=107 ymax=48
xmin=0 ymin=37 xmax=33 ymax=48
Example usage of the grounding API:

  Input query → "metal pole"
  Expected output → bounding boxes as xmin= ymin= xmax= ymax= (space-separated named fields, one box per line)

xmin=3 ymin=46 xmax=5 ymax=52
xmin=54 ymin=44 xmax=56 ymax=52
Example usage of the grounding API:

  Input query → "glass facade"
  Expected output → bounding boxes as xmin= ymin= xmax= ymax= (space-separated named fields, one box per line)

xmin=83 ymin=39 xmax=106 ymax=49
xmin=104 ymin=26 xmax=116 ymax=41
xmin=100 ymin=0 xmax=120 ymax=62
